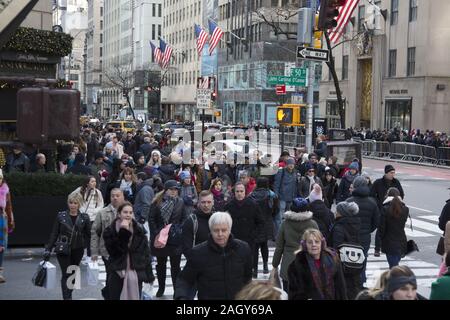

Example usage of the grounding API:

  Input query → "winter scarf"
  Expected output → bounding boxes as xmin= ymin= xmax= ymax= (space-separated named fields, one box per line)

xmin=305 ymin=250 xmax=337 ymax=300
xmin=115 ymin=220 xmax=139 ymax=300
xmin=160 ymin=195 xmax=176 ymax=224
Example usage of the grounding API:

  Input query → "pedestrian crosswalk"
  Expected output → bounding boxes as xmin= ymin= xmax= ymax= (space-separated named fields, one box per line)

xmin=96 ymin=245 xmax=439 ymax=299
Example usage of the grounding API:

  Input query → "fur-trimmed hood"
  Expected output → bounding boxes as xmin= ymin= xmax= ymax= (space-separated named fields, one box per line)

xmin=383 ymin=196 xmax=405 ymax=205
xmin=283 ymin=210 xmax=313 ymax=221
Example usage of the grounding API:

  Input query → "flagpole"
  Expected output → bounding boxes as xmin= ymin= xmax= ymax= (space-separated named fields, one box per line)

xmin=206 ymin=18 xmax=246 ymax=43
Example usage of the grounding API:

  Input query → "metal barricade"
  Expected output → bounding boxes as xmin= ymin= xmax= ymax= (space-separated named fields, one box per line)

xmin=389 ymin=142 xmax=406 ymax=159
xmin=420 ymin=145 xmax=438 ymax=164
xmin=438 ymin=147 xmax=450 ymax=166
xmin=402 ymin=142 xmax=423 ymax=162
xmin=361 ymin=140 xmax=375 ymax=156
xmin=375 ymin=141 xmax=390 ymax=157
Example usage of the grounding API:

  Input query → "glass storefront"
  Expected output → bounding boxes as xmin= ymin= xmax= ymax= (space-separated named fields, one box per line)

xmin=384 ymin=99 xmax=412 ymax=131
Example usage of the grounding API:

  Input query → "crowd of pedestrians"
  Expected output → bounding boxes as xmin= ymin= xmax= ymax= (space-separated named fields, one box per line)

xmin=1 ymin=121 xmax=450 ymax=301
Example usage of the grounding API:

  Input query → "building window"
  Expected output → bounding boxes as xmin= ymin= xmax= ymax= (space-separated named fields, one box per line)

xmin=391 ymin=0 xmax=398 ymax=25
xmin=409 ymin=0 xmax=417 ymax=22
xmin=358 ymin=6 xmax=365 ymax=31
xmin=389 ymin=49 xmax=396 ymax=77
xmin=385 ymin=99 xmax=412 ymax=131
xmin=158 ymin=4 xmax=162 ymax=17
xmin=152 ymin=3 xmax=156 ymax=17
xmin=342 ymin=55 xmax=348 ymax=80
xmin=407 ymin=47 xmax=415 ymax=76
xmin=152 ymin=24 xmax=155 ymax=40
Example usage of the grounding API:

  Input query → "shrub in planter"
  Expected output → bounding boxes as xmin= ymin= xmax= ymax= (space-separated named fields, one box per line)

xmin=5 ymin=172 xmax=86 ymax=196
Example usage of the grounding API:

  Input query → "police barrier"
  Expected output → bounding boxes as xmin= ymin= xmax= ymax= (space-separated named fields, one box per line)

xmin=420 ymin=145 xmax=438 ymax=164
xmin=389 ymin=142 xmax=407 ymax=159
xmin=402 ymin=142 xmax=423 ymax=162
xmin=438 ymin=147 xmax=450 ymax=165
xmin=375 ymin=141 xmax=390 ymax=157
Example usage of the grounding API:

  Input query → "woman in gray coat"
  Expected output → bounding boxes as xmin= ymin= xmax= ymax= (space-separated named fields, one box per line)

xmin=272 ymin=197 xmax=319 ymax=291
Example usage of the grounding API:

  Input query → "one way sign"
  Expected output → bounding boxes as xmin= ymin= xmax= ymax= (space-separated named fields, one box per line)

xmin=297 ymin=46 xmax=329 ymax=62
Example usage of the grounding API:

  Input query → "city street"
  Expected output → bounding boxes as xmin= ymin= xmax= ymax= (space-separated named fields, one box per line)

xmin=1 ymin=158 xmax=448 ymax=300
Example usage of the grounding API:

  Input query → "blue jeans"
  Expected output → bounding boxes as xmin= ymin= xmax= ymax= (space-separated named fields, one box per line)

xmin=274 ymin=200 xmax=291 ymax=239
xmin=386 ymin=254 xmax=401 ymax=269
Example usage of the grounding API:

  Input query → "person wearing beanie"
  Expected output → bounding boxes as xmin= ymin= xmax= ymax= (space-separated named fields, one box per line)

xmin=133 ymin=152 xmax=146 ymax=174
xmin=336 ymin=161 xmax=360 ymax=203
xmin=298 ymin=163 xmax=322 ymax=198
xmin=380 ymin=266 xmax=426 ymax=300
xmin=346 ymin=176 xmax=380 ymax=285
xmin=273 ymin=156 xmax=299 ymax=237
xmin=66 ymin=153 xmax=92 ymax=175
xmin=272 ymin=197 xmax=319 ymax=291
xmin=307 ymin=184 xmax=334 ymax=241
xmin=321 ymin=167 xmax=338 ymax=209
xmin=329 ymin=201 xmax=362 ymax=299
xmin=180 ymin=170 xmax=198 ymax=216
xmin=370 ymin=164 xmax=404 ymax=257
xmin=149 ymin=179 xmax=186 ymax=298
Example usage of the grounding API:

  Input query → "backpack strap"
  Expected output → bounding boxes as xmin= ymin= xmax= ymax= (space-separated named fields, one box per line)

xmin=190 ymin=214 xmax=198 ymax=247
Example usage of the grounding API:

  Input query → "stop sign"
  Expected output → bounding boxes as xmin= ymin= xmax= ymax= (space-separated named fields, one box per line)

xmin=275 ymin=85 xmax=286 ymax=95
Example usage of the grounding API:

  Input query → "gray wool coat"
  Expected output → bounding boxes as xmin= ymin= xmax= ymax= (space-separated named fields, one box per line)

xmin=272 ymin=210 xmax=319 ymax=281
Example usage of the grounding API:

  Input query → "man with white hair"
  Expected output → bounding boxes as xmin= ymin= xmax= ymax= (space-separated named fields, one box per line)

xmin=174 ymin=211 xmax=252 ymax=300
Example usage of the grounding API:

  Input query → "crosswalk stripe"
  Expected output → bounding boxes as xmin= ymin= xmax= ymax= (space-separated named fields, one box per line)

xmin=417 ymin=215 xmax=440 ymax=223
xmin=405 ymin=228 xmax=433 ymax=237
xmin=408 ymin=218 xmax=442 ymax=234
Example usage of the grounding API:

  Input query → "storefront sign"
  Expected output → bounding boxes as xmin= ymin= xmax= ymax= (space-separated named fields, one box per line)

xmin=389 ymin=89 xmax=408 ymax=94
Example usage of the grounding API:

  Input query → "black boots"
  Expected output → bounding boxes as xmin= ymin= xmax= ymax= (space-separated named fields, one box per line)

xmin=156 ymin=263 xmax=166 ymax=298
xmin=263 ymin=262 xmax=269 ymax=274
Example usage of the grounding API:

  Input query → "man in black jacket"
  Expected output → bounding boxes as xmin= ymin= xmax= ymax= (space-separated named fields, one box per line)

xmin=181 ymin=190 xmax=215 ymax=258
xmin=370 ymin=164 xmax=404 ymax=256
xmin=439 ymin=188 xmax=450 ymax=233
xmin=346 ymin=176 xmax=380 ymax=285
xmin=174 ymin=211 xmax=252 ymax=300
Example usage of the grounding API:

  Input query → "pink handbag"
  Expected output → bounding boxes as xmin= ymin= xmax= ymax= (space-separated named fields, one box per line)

xmin=154 ymin=224 xmax=171 ymax=249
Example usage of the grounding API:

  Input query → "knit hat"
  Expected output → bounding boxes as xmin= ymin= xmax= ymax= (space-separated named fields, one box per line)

xmin=291 ymin=197 xmax=309 ymax=213
xmin=164 ymin=180 xmax=180 ymax=190
xmin=308 ymin=184 xmax=323 ymax=202
xmin=385 ymin=164 xmax=395 ymax=174
xmin=336 ymin=201 xmax=359 ymax=217
xmin=286 ymin=157 xmax=296 ymax=165
xmin=180 ymin=170 xmax=191 ymax=181
xmin=134 ymin=151 xmax=144 ymax=162
xmin=305 ymin=163 xmax=315 ymax=172
xmin=94 ymin=151 xmax=104 ymax=160
xmin=387 ymin=275 xmax=417 ymax=295
xmin=353 ymin=176 xmax=368 ymax=189
xmin=348 ymin=161 xmax=359 ymax=171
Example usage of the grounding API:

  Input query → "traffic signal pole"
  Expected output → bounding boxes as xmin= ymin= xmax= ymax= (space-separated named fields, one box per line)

xmin=305 ymin=0 xmax=317 ymax=154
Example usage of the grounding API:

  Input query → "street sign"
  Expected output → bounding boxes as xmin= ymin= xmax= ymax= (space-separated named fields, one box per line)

xmin=268 ymin=75 xmax=307 ymax=86
xmin=196 ymin=88 xmax=212 ymax=109
xmin=297 ymin=46 xmax=329 ymax=62
xmin=275 ymin=85 xmax=286 ymax=95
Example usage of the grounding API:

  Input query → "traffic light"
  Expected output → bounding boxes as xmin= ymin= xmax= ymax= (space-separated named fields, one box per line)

xmin=314 ymin=14 xmax=323 ymax=49
xmin=318 ymin=0 xmax=346 ymax=31
xmin=276 ymin=104 xmax=305 ymax=126
xmin=211 ymin=91 xmax=217 ymax=101
xmin=277 ymin=107 xmax=293 ymax=125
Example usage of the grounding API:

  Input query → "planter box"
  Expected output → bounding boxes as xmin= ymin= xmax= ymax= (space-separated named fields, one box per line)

xmin=8 ymin=196 xmax=67 ymax=247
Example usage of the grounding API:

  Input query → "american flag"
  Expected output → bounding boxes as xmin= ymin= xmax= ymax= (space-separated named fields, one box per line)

xmin=150 ymin=41 xmax=162 ymax=65
xmin=208 ymin=20 xmax=224 ymax=56
xmin=329 ymin=0 xmax=361 ymax=44
xmin=194 ymin=24 xmax=209 ymax=56
xmin=159 ymin=38 xmax=173 ymax=69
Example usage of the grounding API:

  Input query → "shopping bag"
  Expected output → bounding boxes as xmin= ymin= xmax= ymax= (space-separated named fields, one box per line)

xmin=44 ymin=261 xmax=57 ymax=289
xmin=87 ymin=262 xmax=100 ymax=286
xmin=154 ymin=224 xmax=171 ymax=249
xmin=32 ymin=261 xmax=47 ymax=287
xmin=141 ymin=282 xmax=153 ymax=300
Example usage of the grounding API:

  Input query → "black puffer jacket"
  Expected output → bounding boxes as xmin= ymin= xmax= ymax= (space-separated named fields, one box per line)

xmin=149 ymin=195 xmax=187 ymax=257
xmin=46 ymin=211 xmax=91 ymax=252
xmin=174 ymin=234 xmax=252 ymax=300
xmin=308 ymin=200 xmax=335 ymax=241
xmin=224 ymin=197 xmax=265 ymax=248
xmin=329 ymin=215 xmax=361 ymax=249
xmin=346 ymin=186 xmax=380 ymax=249
xmin=181 ymin=209 xmax=212 ymax=258
xmin=439 ymin=199 xmax=450 ymax=232
xmin=379 ymin=197 xmax=408 ymax=256
xmin=103 ymin=218 xmax=155 ymax=283
xmin=249 ymin=188 xmax=274 ymax=243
